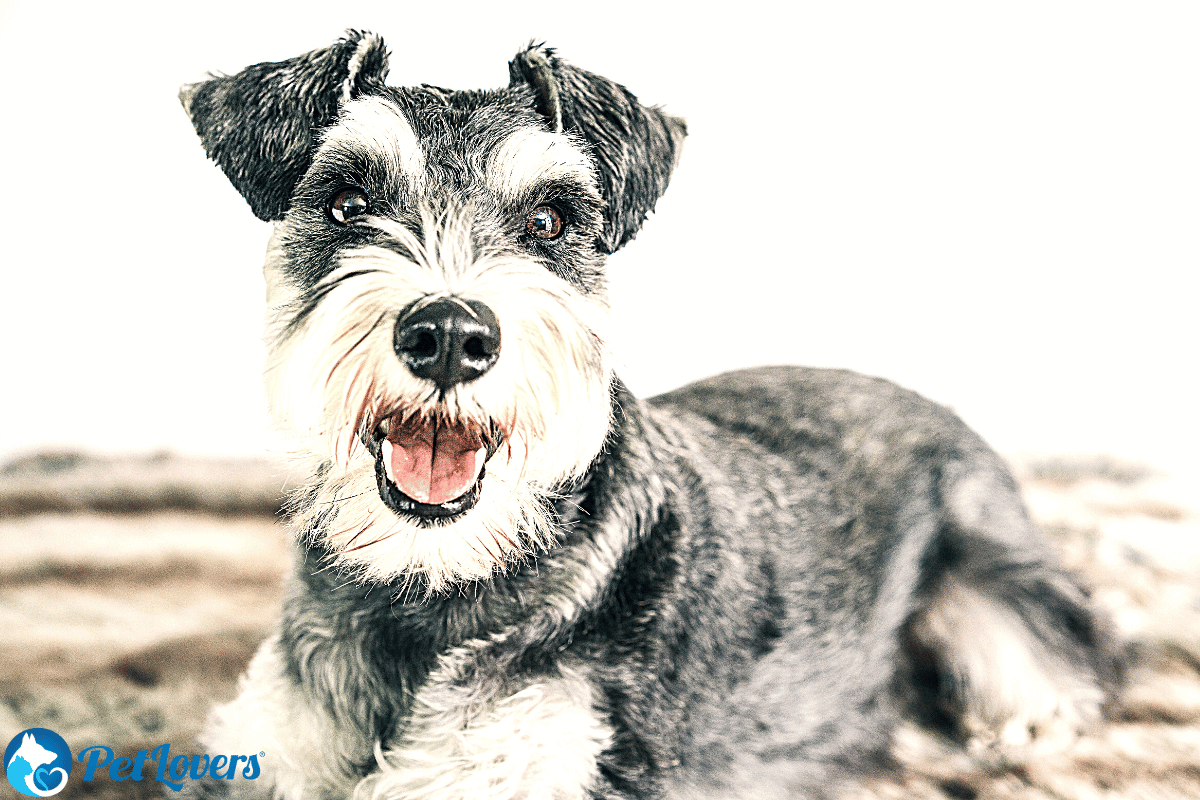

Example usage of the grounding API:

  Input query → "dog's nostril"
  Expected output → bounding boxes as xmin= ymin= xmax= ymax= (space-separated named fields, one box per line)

xmin=463 ymin=336 xmax=489 ymax=358
xmin=393 ymin=298 xmax=501 ymax=388
xmin=402 ymin=330 xmax=439 ymax=359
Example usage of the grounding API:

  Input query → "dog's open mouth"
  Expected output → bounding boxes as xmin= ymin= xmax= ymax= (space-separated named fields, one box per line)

xmin=366 ymin=414 xmax=501 ymax=521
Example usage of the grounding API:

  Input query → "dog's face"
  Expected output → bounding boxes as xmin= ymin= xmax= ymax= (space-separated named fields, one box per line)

xmin=181 ymin=32 xmax=685 ymax=592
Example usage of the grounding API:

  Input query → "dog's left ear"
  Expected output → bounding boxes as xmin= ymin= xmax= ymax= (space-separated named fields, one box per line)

xmin=509 ymin=46 xmax=687 ymax=254
xmin=180 ymin=31 xmax=390 ymax=221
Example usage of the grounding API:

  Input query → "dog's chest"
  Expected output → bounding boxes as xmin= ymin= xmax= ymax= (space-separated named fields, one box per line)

xmin=359 ymin=668 xmax=612 ymax=800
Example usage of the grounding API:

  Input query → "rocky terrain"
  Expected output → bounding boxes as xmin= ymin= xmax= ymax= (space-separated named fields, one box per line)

xmin=1 ymin=451 xmax=1196 ymax=798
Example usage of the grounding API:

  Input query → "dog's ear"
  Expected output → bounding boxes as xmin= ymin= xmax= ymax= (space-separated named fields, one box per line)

xmin=509 ymin=45 xmax=687 ymax=254
xmin=180 ymin=31 xmax=390 ymax=221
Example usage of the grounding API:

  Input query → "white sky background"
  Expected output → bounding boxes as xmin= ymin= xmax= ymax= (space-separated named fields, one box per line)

xmin=0 ymin=2 xmax=1196 ymax=480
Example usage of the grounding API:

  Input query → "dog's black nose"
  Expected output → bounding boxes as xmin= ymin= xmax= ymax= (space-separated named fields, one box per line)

xmin=393 ymin=298 xmax=501 ymax=388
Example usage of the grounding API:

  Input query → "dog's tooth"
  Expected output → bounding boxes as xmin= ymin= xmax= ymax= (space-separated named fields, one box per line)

xmin=382 ymin=439 xmax=396 ymax=484
xmin=378 ymin=417 xmax=391 ymax=437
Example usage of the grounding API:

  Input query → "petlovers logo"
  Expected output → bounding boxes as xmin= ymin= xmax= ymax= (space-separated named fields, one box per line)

xmin=5 ymin=729 xmax=72 ymax=797
xmin=4 ymin=729 xmax=264 ymax=795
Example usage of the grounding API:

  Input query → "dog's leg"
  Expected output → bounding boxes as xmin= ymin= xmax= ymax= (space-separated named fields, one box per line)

xmin=355 ymin=655 xmax=612 ymax=800
xmin=903 ymin=458 xmax=1117 ymax=748
xmin=181 ymin=634 xmax=369 ymax=799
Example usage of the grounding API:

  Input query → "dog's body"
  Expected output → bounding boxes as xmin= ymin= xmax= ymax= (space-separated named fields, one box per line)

xmin=180 ymin=32 xmax=1115 ymax=799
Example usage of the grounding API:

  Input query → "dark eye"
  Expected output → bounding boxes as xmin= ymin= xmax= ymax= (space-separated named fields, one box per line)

xmin=328 ymin=188 xmax=370 ymax=224
xmin=525 ymin=205 xmax=564 ymax=240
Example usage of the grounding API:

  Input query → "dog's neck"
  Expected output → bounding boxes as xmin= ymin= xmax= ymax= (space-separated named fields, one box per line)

xmin=276 ymin=378 xmax=673 ymax=740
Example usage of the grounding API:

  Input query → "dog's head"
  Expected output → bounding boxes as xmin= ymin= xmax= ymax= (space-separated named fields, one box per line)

xmin=181 ymin=31 xmax=685 ymax=592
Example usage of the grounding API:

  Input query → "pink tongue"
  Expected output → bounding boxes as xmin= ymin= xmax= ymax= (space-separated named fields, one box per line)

xmin=388 ymin=418 xmax=484 ymax=505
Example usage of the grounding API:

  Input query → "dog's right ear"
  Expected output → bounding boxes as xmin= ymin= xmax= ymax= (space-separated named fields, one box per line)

xmin=180 ymin=31 xmax=389 ymax=221
xmin=509 ymin=45 xmax=687 ymax=254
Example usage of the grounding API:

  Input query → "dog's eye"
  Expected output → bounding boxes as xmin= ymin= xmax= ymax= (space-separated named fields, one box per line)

xmin=525 ymin=205 xmax=564 ymax=240
xmin=328 ymin=188 xmax=370 ymax=224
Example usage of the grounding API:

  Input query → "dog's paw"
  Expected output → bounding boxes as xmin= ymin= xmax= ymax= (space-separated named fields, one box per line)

xmin=962 ymin=694 xmax=1095 ymax=754
xmin=910 ymin=576 xmax=1108 ymax=754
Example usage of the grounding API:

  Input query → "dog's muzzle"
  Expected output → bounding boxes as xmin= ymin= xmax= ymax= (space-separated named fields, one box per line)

xmin=367 ymin=297 xmax=504 ymax=522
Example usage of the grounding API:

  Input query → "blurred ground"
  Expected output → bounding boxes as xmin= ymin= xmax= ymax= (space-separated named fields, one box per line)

xmin=1 ymin=451 xmax=1196 ymax=799
xmin=0 ymin=452 xmax=296 ymax=798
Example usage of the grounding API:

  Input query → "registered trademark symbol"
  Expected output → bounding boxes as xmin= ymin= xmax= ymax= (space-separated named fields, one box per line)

xmin=259 ymin=752 xmax=266 ymax=757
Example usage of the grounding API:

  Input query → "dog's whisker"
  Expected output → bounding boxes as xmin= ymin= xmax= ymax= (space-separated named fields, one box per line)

xmin=338 ymin=517 xmax=381 ymax=555
xmin=491 ymin=527 xmax=519 ymax=553
xmin=285 ymin=268 xmax=389 ymax=336
xmin=472 ymin=535 xmax=501 ymax=564
xmin=323 ymin=311 xmax=389 ymax=381
xmin=317 ymin=490 xmax=372 ymax=507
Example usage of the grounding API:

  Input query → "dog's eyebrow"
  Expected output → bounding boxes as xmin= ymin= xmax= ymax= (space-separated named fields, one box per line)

xmin=318 ymin=96 xmax=426 ymax=188
xmin=485 ymin=128 xmax=597 ymax=205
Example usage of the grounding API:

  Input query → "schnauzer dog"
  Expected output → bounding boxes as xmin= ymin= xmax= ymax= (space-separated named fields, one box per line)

xmin=179 ymin=31 xmax=1116 ymax=799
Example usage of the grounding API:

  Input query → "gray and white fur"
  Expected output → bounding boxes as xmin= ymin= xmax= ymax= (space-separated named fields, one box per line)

xmin=178 ymin=30 xmax=1118 ymax=799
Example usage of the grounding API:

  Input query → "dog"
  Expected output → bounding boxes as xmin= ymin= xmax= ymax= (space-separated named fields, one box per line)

xmin=178 ymin=31 xmax=1118 ymax=799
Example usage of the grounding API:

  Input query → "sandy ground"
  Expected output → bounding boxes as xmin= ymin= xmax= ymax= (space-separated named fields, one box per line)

xmin=0 ymin=452 xmax=1197 ymax=799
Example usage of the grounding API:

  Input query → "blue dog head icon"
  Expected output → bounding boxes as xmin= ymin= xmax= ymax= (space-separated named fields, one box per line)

xmin=5 ymin=729 xmax=72 ymax=797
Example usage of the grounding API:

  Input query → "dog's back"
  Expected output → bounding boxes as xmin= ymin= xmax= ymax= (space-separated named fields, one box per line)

xmin=644 ymin=366 xmax=1116 ymax=795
